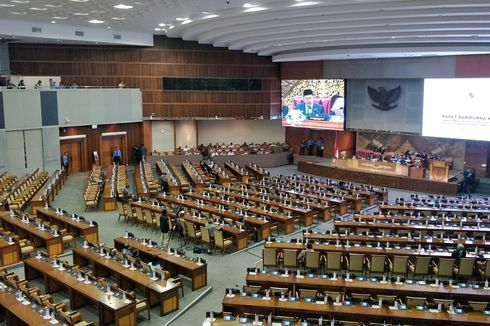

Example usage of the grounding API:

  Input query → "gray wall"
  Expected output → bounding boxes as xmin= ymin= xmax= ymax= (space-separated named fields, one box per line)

xmin=324 ymin=56 xmax=456 ymax=79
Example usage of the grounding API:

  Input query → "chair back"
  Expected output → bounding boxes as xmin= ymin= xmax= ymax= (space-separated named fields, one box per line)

xmin=370 ymin=255 xmax=386 ymax=273
xmin=200 ymin=226 xmax=211 ymax=244
xmin=347 ymin=254 xmax=364 ymax=273
xmin=392 ymin=256 xmax=408 ymax=275
xmin=468 ymin=301 xmax=489 ymax=312
xmin=187 ymin=222 xmax=196 ymax=238
xmin=377 ymin=295 xmax=397 ymax=305
xmin=243 ymin=285 xmax=262 ymax=294
xmin=214 ymin=230 xmax=224 ymax=248
xmin=457 ymin=257 xmax=475 ymax=278
xmin=263 ymin=248 xmax=277 ymax=268
xmin=135 ymin=206 xmax=145 ymax=223
xmin=283 ymin=249 xmax=298 ymax=268
xmin=305 ymin=251 xmax=320 ymax=270
xmin=433 ymin=298 xmax=454 ymax=310
xmin=406 ymin=296 xmax=426 ymax=307
xmin=325 ymin=252 xmax=341 ymax=271
xmin=299 ymin=289 xmax=317 ymax=299
xmin=117 ymin=201 xmax=125 ymax=215
xmin=436 ymin=258 xmax=455 ymax=277
xmin=413 ymin=257 xmax=431 ymax=275
xmin=270 ymin=287 xmax=288 ymax=296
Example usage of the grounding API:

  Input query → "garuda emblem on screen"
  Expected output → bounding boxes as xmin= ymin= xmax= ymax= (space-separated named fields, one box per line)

xmin=367 ymin=85 xmax=401 ymax=111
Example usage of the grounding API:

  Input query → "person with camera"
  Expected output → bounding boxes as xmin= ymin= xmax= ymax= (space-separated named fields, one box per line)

xmin=462 ymin=168 xmax=476 ymax=197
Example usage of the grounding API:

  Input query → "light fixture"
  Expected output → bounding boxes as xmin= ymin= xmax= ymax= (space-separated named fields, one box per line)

xmin=44 ymin=4 xmax=62 ymax=8
xmin=0 ymin=4 xmax=15 ymax=7
xmin=10 ymin=0 xmax=30 ymax=3
xmin=175 ymin=17 xmax=189 ymax=21
xmin=11 ymin=11 xmax=26 ymax=14
xmin=154 ymin=28 xmax=161 ymax=31
xmin=291 ymin=1 xmax=319 ymax=7
xmin=107 ymin=26 xmax=111 ymax=29
xmin=51 ymin=20 xmax=56 ymax=23
xmin=29 ymin=7 xmax=47 ymax=11
xmin=73 ymin=12 xmax=89 ymax=16
xmin=70 ymin=0 xmax=90 ymax=3
xmin=52 ymin=16 xmax=68 ymax=19
xmin=114 ymin=4 xmax=133 ymax=9
xmin=88 ymin=19 xmax=105 ymax=24
xmin=242 ymin=3 xmax=253 ymax=8
xmin=168 ymin=25 xmax=174 ymax=29
xmin=158 ymin=23 xmax=166 ymax=26
xmin=202 ymin=14 xmax=219 ymax=19
xmin=243 ymin=6 xmax=267 ymax=12
xmin=111 ymin=17 xmax=126 ymax=20
xmin=181 ymin=20 xmax=192 ymax=25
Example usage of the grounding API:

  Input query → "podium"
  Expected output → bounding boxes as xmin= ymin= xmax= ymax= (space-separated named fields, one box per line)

xmin=429 ymin=160 xmax=450 ymax=182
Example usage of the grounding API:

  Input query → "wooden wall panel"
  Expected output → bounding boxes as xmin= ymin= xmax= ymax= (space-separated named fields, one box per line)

xmin=60 ymin=122 xmax=142 ymax=170
xmin=281 ymin=61 xmax=324 ymax=80
xmin=9 ymin=36 xmax=280 ymax=119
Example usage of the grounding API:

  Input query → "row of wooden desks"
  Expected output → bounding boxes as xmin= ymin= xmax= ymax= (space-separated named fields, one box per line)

xmin=155 ymin=160 xmax=182 ymax=194
xmin=222 ymin=294 xmax=490 ymax=324
xmin=30 ymin=169 xmax=66 ymax=214
xmin=0 ymin=212 xmax=63 ymax=257
xmin=132 ymin=199 xmax=271 ymax=241
xmin=156 ymin=195 xmax=274 ymax=237
xmin=205 ymin=187 xmax=319 ymax=224
xmin=73 ymin=247 xmax=180 ymax=316
xmin=36 ymin=208 xmax=99 ymax=242
xmin=303 ymin=232 xmax=490 ymax=249
xmin=114 ymin=236 xmax=207 ymax=291
xmin=380 ymin=204 xmax=490 ymax=216
xmin=24 ymin=257 xmax=136 ymax=326
xmin=184 ymin=192 xmax=302 ymax=232
xmin=134 ymin=164 xmax=150 ymax=199
xmin=0 ymin=237 xmax=20 ymax=267
xmin=182 ymin=161 xmax=207 ymax=190
xmin=245 ymin=272 xmax=490 ymax=300
xmin=264 ymin=241 xmax=490 ymax=259
xmin=352 ymin=213 xmax=488 ymax=225
xmin=245 ymin=164 xmax=269 ymax=180
xmin=334 ymin=221 xmax=490 ymax=235
xmin=224 ymin=161 xmax=250 ymax=183
xmin=0 ymin=288 xmax=63 ymax=326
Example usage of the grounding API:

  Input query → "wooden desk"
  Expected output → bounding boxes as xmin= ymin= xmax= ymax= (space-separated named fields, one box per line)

xmin=222 ymin=294 xmax=490 ymax=324
xmin=303 ymin=232 xmax=490 ymax=250
xmin=155 ymin=160 xmax=182 ymax=194
xmin=184 ymin=215 xmax=249 ymax=250
xmin=30 ymin=170 xmax=66 ymax=214
xmin=73 ymin=247 xmax=180 ymax=316
xmin=0 ymin=290 xmax=58 ymax=326
xmin=245 ymin=272 xmax=490 ymax=300
xmin=134 ymin=165 xmax=150 ymax=199
xmin=184 ymin=192 xmax=297 ymax=233
xmin=205 ymin=188 xmax=316 ymax=227
xmin=182 ymin=161 xmax=206 ymax=190
xmin=380 ymin=204 xmax=490 ymax=217
xmin=225 ymin=161 xmax=249 ymax=183
xmin=246 ymin=164 xmax=269 ymax=180
xmin=36 ymin=208 xmax=99 ymax=242
xmin=264 ymin=241 xmax=490 ymax=259
xmin=0 ymin=237 xmax=20 ymax=267
xmin=0 ymin=212 xmax=63 ymax=258
xmin=334 ymin=221 xmax=490 ymax=235
xmin=23 ymin=257 xmax=136 ymax=326
xmin=114 ymin=237 xmax=208 ymax=291
xmin=103 ymin=168 xmax=117 ymax=211
xmin=156 ymin=195 xmax=272 ymax=239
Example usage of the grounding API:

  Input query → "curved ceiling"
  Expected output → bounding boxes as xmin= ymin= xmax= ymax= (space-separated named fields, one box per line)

xmin=2 ymin=0 xmax=490 ymax=61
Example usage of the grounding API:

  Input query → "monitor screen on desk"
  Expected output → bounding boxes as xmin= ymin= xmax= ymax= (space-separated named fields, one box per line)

xmin=281 ymin=79 xmax=345 ymax=130
xmin=423 ymin=78 xmax=490 ymax=141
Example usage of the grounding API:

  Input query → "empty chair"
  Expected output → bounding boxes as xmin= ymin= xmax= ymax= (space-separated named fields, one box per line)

xmin=350 ymin=293 xmax=371 ymax=302
xmin=433 ymin=298 xmax=454 ymax=310
xmin=479 ymin=260 xmax=490 ymax=279
xmin=263 ymin=248 xmax=278 ymax=268
xmin=346 ymin=253 xmax=364 ymax=274
xmin=377 ymin=295 xmax=397 ymax=306
xmin=408 ymin=257 xmax=431 ymax=278
xmin=432 ymin=258 xmax=456 ymax=278
xmin=185 ymin=221 xmax=202 ymax=244
xmin=388 ymin=256 xmax=409 ymax=277
xmin=325 ymin=252 xmax=342 ymax=272
xmin=270 ymin=287 xmax=288 ymax=297
xmin=200 ymin=226 xmax=214 ymax=249
xmin=243 ymin=285 xmax=262 ymax=294
xmin=455 ymin=257 xmax=475 ymax=279
xmin=282 ymin=249 xmax=298 ymax=269
xmin=406 ymin=296 xmax=427 ymax=308
xmin=468 ymin=301 xmax=490 ymax=312
xmin=213 ymin=230 xmax=233 ymax=255
xmin=134 ymin=206 xmax=146 ymax=227
xmin=299 ymin=289 xmax=317 ymax=299
xmin=127 ymin=291 xmax=150 ymax=320
xmin=367 ymin=255 xmax=386 ymax=275
xmin=305 ymin=251 xmax=320 ymax=271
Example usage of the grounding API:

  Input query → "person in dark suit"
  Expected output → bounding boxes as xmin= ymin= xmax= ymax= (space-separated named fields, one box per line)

xmin=159 ymin=209 xmax=169 ymax=247
xmin=295 ymin=89 xmax=334 ymax=120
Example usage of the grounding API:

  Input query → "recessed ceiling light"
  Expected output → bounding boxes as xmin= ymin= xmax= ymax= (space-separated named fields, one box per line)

xmin=10 ymin=0 xmax=29 ymax=3
xmin=291 ymin=1 xmax=319 ymax=6
xmin=107 ymin=26 xmax=111 ymax=29
xmin=88 ymin=19 xmax=105 ymax=24
xmin=242 ymin=3 xmax=253 ymax=8
xmin=114 ymin=4 xmax=133 ymax=9
xmin=175 ymin=17 xmax=189 ymax=21
xmin=29 ymin=7 xmax=47 ymax=11
xmin=73 ymin=12 xmax=89 ymax=16
xmin=154 ymin=28 xmax=161 ymax=31
xmin=44 ymin=4 xmax=62 ymax=8
xmin=181 ymin=20 xmax=192 ymax=25
xmin=243 ymin=6 xmax=267 ymax=12
xmin=10 ymin=11 xmax=26 ymax=14
xmin=0 ymin=4 xmax=15 ymax=7
xmin=168 ymin=25 xmax=174 ymax=29
xmin=111 ymin=17 xmax=126 ymax=20
xmin=158 ymin=23 xmax=166 ymax=27
xmin=202 ymin=14 xmax=219 ymax=19
xmin=51 ymin=20 xmax=56 ymax=23
xmin=70 ymin=0 xmax=90 ymax=3
xmin=52 ymin=16 xmax=68 ymax=19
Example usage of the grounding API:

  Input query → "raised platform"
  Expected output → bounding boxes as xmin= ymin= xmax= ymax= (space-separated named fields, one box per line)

xmin=298 ymin=160 xmax=461 ymax=196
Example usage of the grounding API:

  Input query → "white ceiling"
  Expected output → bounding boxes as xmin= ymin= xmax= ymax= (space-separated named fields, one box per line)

xmin=2 ymin=0 xmax=490 ymax=61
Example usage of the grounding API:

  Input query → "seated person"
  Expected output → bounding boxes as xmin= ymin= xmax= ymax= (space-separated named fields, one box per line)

xmin=148 ymin=255 xmax=161 ymax=272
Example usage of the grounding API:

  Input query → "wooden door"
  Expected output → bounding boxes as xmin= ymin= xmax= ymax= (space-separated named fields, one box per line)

xmin=100 ymin=135 xmax=126 ymax=167
xmin=60 ymin=138 xmax=86 ymax=172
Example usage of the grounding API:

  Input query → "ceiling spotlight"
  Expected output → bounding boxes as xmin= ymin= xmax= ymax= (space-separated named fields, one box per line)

xmin=0 ymin=4 xmax=15 ymax=7
xmin=70 ymin=0 xmax=90 ymax=3
xmin=154 ymin=28 xmax=161 ymax=31
xmin=158 ymin=23 xmax=166 ymax=27
xmin=114 ymin=4 xmax=133 ymax=9
xmin=29 ymin=7 xmax=47 ymax=11
xmin=88 ymin=19 xmax=105 ymax=24
xmin=175 ymin=17 xmax=189 ymax=21
xmin=242 ymin=3 xmax=253 ymax=8
xmin=10 ymin=0 xmax=30 ymax=3
xmin=52 ymin=16 xmax=68 ymax=19
xmin=202 ymin=14 xmax=219 ymax=19
xmin=111 ymin=17 xmax=126 ymax=20
xmin=51 ymin=20 xmax=56 ymax=23
xmin=73 ymin=12 xmax=89 ymax=16
xmin=243 ymin=6 xmax=267 ymax=12
xmin=291 ymin=1 xmax=319 ymax=6
xmin=181 ymin=20 xmax=192 ymax=25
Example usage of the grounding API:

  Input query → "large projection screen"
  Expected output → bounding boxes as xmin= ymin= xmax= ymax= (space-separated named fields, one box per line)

xmin=423 ymin=78 xmax=490 ymax=141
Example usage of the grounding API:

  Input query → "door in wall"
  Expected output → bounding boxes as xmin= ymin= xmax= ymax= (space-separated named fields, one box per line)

xmin=100 ymin=134 xmax=126 ymax=167
xmin=60 ymin=138 xmax=86 ymax=173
